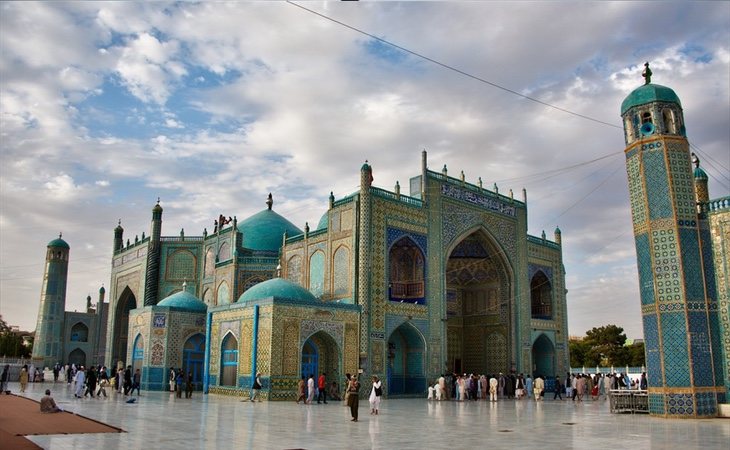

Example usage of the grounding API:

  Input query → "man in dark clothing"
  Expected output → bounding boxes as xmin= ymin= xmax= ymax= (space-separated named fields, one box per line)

xmin=85 ymin=366 xmax=97 ymax=397
xmin=553 ymin=376 xmax=563 ymax=400
xmin=123 ymin=366 xmax=132 ymax=395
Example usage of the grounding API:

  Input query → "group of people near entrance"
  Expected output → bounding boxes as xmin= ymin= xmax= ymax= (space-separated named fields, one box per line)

xmin=295 ymin=372 xmax=383 ymax=422
xmin=168 ymin=368 xmax=196 ymax=399
xmin=427 ymin=371 xmax=648 ymax=402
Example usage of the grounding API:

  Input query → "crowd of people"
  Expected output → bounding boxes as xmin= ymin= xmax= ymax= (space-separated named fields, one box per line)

xmin=427 ymin=371 xmax=648 ymax=402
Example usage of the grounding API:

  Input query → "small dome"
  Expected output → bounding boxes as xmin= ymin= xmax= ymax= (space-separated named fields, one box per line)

xmin=694 ymin=166 xmax=708 ymax=181
xmin=621 ymin=83 xmax=681 ymax=115
xmin=157 ymin=290 xmax=207 ymax=312
xmin=316 ymin=211 xmax=328 ymax=230
xmin=238 ymin=209 xmax=302 ymax=252
xmin=99 ymin=286 xmax=106 ymax=294
xmin=238 ymin=278 xmax=318 ymax=304
xmin=48 ymin=235 xmax=69 ymax=249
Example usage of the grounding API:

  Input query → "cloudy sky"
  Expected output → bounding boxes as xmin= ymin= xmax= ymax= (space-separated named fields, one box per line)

xmin=1 ymin=2 xmax=728 ymax=340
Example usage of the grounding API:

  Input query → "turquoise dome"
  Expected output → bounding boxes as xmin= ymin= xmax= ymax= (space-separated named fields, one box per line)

xmin=157 ymin=290 xmax=207 ymax=312
xmin=238 ymin=278 xmax=318 ymax=303
xmin=238 ymin=209 xmax=302 ymax=252
xmin=316 ymin=211 xmax=328 ymax=230
xmin=48 ymin=236 xmax=69 ymax=249
xmin=621 ymin=83 xmax=681 ymax=115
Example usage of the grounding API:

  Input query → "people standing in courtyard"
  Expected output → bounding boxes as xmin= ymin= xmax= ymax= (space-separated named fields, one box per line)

xmin=176 ymin=371 xmax=184 ymax=398
xmin=489 ymin=374 xmax=498 ymax=402
xmin=0 ymin=365 xmax=8 ymax=393
xmin=640 ymin=372 xmax=647 ymax=390
xmin=132 ymin=369 xmax=141 ymax=395
xmin=317 ymin=372 xmax=327 ymax=404
xmin=343 ymin=373 xmax=352 ymax=406
xmin=74 ymin=366 xmax=86 ymax=398
xmin=553 ymin=375 xmax=563 ymax=400
xmin=85 ymin=366 xmax=97 ymax=397
xmin=97 ymin=374 xmax=109 ymax=398
xmin=250 ymin=372 xmax=262 ymax=402
xmin=576 ymin=374 xmax=586 ymax=402
xmin=515 ymin=374 xmax=525 ymax=399
xmin=169 ymin=367 xmax=176 ymax=393
xmin=19 ymin=366 xmax=29 ymax=393
xmin=533 ymin=374 xmax=544 ymax=401
xmin=185 ymin=371 xmax=194 ymax=398
xmin=525 ymin=374 xmax=533 ymax=400
xmin=307 ymin=374 xmax=315 ymax=404
xmin=296 ymin=376 xmax=306 ymax=404
xmin=369 ymin=375 xmax=382 ymax=415
xmin=347 ymin=375 xmax=360 ymax=422
xmin=40 ymin=389 xmax=63 ymax=413
xmin=329 ymin=381 xmax=341 ymax=401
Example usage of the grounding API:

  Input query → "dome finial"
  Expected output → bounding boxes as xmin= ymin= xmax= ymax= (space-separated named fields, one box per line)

xmin=642 ymin=62 xmax=652 ymax=85
xmin=182 ymin=280 xmax=187 ymax=292
xmin=266 ymin=193 xmax=273 ymax=210
xmin=59 ymin=232 xmax=62 ymax=239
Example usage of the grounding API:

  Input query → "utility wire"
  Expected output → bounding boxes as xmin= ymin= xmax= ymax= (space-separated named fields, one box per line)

xmin=286 ymin=1 xmax=621 ymax=129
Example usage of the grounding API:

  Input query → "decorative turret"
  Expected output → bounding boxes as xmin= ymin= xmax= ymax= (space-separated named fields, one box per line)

xmin=328 ymin=191 xmax=335 ymax=209
xmin=114 ymin=220 xmax=124 ymax=252
xmin=86 ymin=294 xmax=93 ymax=312
xmin=692 ymin=153 xmax=709 ymax=206
xmin=144 ymin=199 xmax=163 ymax=306
xmin=361 ymin=160 xmax=373 ymax=188
xmin=99 ymin=285 xmax=106 ymax=303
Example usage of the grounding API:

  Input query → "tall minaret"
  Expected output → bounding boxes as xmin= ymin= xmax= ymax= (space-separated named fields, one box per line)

xmin=143 ymin=199 xmax=163 ymax=306
xmin=31 ymin=234 xmax=70 ymax=369
xmin=622 ymin=63 xmax=722 ymax=417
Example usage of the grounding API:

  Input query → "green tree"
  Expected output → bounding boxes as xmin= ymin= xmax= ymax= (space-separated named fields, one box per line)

xmin=627 ymin=342 xmax=646 ymax=367
xmin=583 ymin=324 xmax=628 ymax=367
xmin=0 ymin=315 xmax=32 ymax=358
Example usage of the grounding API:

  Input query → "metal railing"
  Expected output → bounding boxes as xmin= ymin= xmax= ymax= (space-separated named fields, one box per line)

xmin=609 ymin=389 xmax=648 ymax=414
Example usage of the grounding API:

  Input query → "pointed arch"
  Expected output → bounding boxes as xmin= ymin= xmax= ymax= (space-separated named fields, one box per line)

xmin=202 ymin=288 xmax=213 ymax=305
xmin=532 ymin=334 xmax=555 ymax=378
xmin=68 ymin=348 xmax=86 ymax=367
xmin=217 ymin=280 xmax=230 ymax=305
xmin=332 ymin=245 xmax=350 ymax=298
xmin=70 ymin=321 xmax=89 ymax=342
xmin=113 ymin=286 xmax=137 ymax=365
xmin=132 ymin=334 xmax=144 ymax=372
xmin=183 ymin=333 xmax=206 ymax=391
xmin=309 ymin=251 xmax=325 ymax=298
xmin=287 ymin=254 xmax=303 ymax=285
xmin=204 ymin=247 xmax=215 ymax=277
xmin=165 ymin=249 xmax=196 ymax=281
xmin=220 ymin=331 xmax=239 ymax=387
xmin=388 ymin=237 xmax=425 ymax=303
xmin=387 ymin=321 xmax=427 ymax=396
xmin=530 ymin=271 xmax=553 ymax=319
xmin=218 ymin=242 xmax=231 ymax=262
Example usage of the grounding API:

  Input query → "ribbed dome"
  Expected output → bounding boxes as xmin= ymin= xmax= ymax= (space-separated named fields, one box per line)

xmin=238 ymin=278 xmax=318 ymax=304
xmin=237 ymin=209 xmax=302 ymax=252
xmin=694 ymin=166 xmax=709 ymax=181
xmin=621 ymin=83 xmax=681 ymax=115
xmin=48 ymin=235 xmax=70 ymax=249
xmin=157 ymin=291 xmax=207 ymax=312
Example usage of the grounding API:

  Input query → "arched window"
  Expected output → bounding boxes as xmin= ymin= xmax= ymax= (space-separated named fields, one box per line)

xmin=218 ymin=242 xmax=231 ymax=262
xmin=204 ymin=247 xmax=215 ymax=277
xmin=132 ymin=334 xmax=144 ymax=372
xmin=217 ymin=281 xmax=230 ymax=305
xmin=389 ymin=237 xmax=425 ymax=303
xmin=220 ymin=333 xmax=238 ymax=387
xmin=662 ymin=109 xmax=675 ymax=134
xmin=530 ymin=271 xmax=553 ymax=319
xmin=70 ymin=322 xmax=89 ymax=342
xmin=202 ymin=288 xmax=213 ymax=305
xmin=309 ymin=251 xmax=325 ymax=298
xmin=641 ymin=111 xmax=652 ymax=124
xmin=332 ymin=246 xmax=350 ymax=298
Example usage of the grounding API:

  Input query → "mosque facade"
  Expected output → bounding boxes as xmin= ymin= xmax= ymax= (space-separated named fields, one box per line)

xmin=102 ymin=151 xmax=569 ymax=399
xmin=621 ymin=64 xmax=730 ymax=417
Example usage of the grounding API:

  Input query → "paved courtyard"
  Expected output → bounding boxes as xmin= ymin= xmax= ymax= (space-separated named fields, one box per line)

xmin=6 ymin=381 xmax=729 ymax=449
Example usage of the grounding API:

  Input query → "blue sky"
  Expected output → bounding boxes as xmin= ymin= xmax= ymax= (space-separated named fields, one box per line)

xmin=1 ymin=1 xmax=728 ymax=340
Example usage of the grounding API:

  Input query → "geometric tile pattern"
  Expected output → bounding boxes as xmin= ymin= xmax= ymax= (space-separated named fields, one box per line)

xmin=643 ymin=147 xmax=672 ymax=220
xmin=661 ymin=313 xmax=689 ymax=387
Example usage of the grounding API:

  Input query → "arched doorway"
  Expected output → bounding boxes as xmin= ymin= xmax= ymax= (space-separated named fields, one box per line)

xmin=113 ymin=287 xmax=137 ymax=365
xmin=68 ymin=348 xmax=86 ymax=367
xmin=132 ymin=334 xmax=144 ymax=373
xmin=445 ymin=229 xmax=511 ymax=375
xmin=183 ymin=333 xmax=205 ymax=391
xmin=532 ymin=334 xmax=555 ymax=378
xmin=387 ymin=322 xmax=426 ymax=396
xmin=70 ymin=322 xmax=89 ymax=342
xmin=220 ymin=332 xmax=238 ymax=387
xmin=301 ymin=331 xmax=340 ymax=390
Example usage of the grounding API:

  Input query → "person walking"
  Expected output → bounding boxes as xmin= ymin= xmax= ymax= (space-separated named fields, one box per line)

xmin=176 ymin=371 xmax=184 ymax=398
xmin=19 ymin=366 xmax=29 ymax=393
xmin=533 ymin=374 xmax=544 ymax=401
xmin=74 ymin=366 xmax=86 ymax=398
xmin=525 ymin=374 xmax=533 ymax=400
xmin=132 ymin=369 xmax=141 ymax=396
xmin=250 ymin=372 xmax=262 ymax=402
xmin=553 ymin=375 xmax=563 ymax=400
xmin=347 ymin=375 xmax=360 ymax=422
xmin=369 ymin=375 xmax=382 ymax=415
xmin=123 ymin=366 xmax=132 ymax=395
xmin=489 ymin=375 xmax=498 ymax=402
xmin=307 ymin=374 xmax=315 ymax=404
xmin=296 ymin=376 xmax=306 ymax=404
xmin=317 ymin=372 xmax=328 ymax=404
xmin=185 ymin=371 xmax=194 ymax=399
xmin=84 ymin=366 xmax=97 ymax=398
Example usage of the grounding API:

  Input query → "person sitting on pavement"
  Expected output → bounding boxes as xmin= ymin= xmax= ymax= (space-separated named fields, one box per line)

xmin=40 ymin=389 xmax=63 ymax=413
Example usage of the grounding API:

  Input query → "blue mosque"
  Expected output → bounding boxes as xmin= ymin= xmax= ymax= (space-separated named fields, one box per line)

xmin=31 ymin=65 xmax=729 ymax=417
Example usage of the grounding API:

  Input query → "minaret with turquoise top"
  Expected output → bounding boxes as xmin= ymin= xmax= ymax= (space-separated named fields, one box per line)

xmin=622 ymin=63 xmax=723 ymax=417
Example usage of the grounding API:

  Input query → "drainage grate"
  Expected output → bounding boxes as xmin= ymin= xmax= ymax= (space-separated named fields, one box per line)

xmin=562 ymin=422 xmax=576 ymax=425
xmin=498 ymin=429 xmax=513 ymax=432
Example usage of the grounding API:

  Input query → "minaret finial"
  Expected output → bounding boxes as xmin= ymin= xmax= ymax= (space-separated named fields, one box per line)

xmin=642 ymin=62 xmax=652 ymax=85
xmin=266 ymin=193 xmax=273 ymax=210
xmin=157 ymin=197 xmax=160 ymax=204
xmin=691 ymin=152 xmax=700 ymax=168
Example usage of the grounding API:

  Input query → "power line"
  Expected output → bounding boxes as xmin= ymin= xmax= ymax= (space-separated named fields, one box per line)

xmin=286 ymin=1 xmax=622 ymax=130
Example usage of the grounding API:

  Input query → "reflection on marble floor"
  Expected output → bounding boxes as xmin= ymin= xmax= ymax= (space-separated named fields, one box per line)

xmin=5 ymin=382 xmax=729 ymax=450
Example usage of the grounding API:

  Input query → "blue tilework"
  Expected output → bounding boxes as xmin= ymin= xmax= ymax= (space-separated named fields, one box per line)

xmin=635 ymin=234 xmax=654 ymax=305
xmin=643 ymin=314 xmax=662 ymax=386
xmin=309 ymin=251 xmax=325 ymax=298
xmin=687 ymin=311 xmax=713 ymax=386
xmin=643 ymin=150 xmax=673 ymax=220
xmin=667 ymin=393 xmax=693 ymax=415
xmin=708 ymin=309 xmax=726 ymax=387
xmin=333 ymin=246 xmax=350 ymax=297
xmin=660 ymin=312 xmax=690 ymax=387
xmin=528 ymin=264 xmax=553 ymax=283
xmin=649 ymin=393 xmax=666 ymax=415
xmin=695 ymin=392 xmax=717 ymax=416
xmin=699 ymin=229 xmax=717 ymax=300
xmin=651 ymin=229 xmax=680 ymax=303
xmin=678 ymin=229 xmax=704 ymax=300
xmin=386 ymin=227 xmax=427 ymax=257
